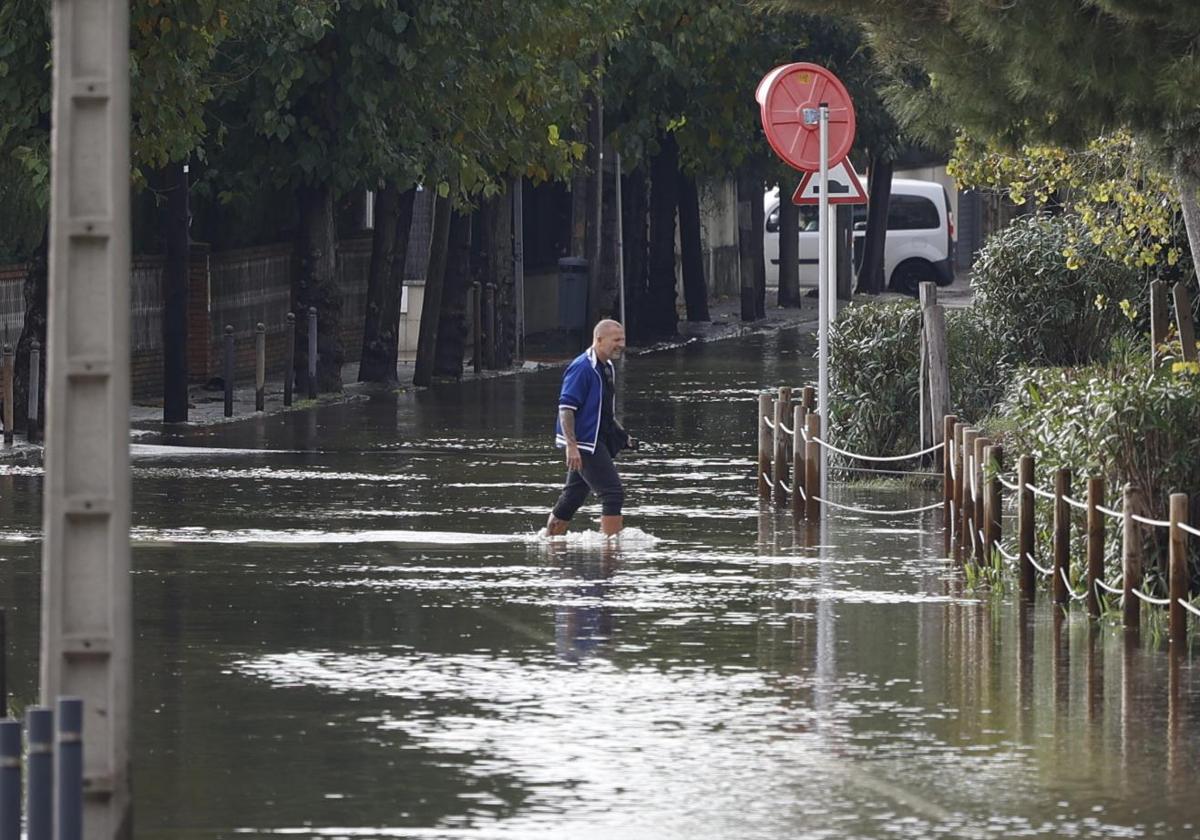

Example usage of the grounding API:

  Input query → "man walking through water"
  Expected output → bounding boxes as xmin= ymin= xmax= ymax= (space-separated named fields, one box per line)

xmin=544 ymin=319 xmax=637 ymax=538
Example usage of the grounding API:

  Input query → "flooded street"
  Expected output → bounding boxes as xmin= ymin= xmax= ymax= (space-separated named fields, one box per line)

xmin=0 ymin=326 xmax=1198 ymax=839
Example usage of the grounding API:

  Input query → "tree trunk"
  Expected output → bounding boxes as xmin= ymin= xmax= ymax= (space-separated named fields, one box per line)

xmin=295 ymin=182 xmax=343 ymax=392
xmin=736 ymin=171 xmax=757 ymax=321
xmin=433 ymin=209 xmax=473 ymax=379
xmin=677 ymin=170 xmax=709 ymax=322
xmin=777 ymin=194 xmax=800 ymax=307
xmin=836 ymin=204 xmax=854 ymax=301
xmin=14 ymin=227 xmax=48 ymax=433
xmin=751 ymin=179 xmax=766 ymax=318
xmin=622 ymin=166 xmax=650 ymax=342
xmin=856 ymin=155 xmax=893 ymax=295
xmin=647 ymin=132 xmax=679 ymax=338
xmin=1176 ymin=161 xmax=1200 ymax=279
xmin=413 ymin=195 xmax=453 ymax=387
xmin=486 ymin=192 xmax=515 ymax=368
xmin=585 ymin=73 xmax=604 ymax=331
xmin=162 ymin=160 xmax=189 ymax=421
xmin=359 ymin=184 xmax=416 ymax=383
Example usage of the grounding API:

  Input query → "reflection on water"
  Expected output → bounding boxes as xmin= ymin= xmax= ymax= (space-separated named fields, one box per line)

xmin=0 ymin=327 xmax=1197 ymax=839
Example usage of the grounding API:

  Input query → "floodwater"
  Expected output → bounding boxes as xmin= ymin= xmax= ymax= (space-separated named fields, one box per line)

xmin=0 ymin=327 xmax=1198 ymax=840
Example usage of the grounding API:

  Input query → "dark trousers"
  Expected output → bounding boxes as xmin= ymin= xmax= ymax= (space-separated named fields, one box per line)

xmin=552 ymin=442 xmax=625 ymax=519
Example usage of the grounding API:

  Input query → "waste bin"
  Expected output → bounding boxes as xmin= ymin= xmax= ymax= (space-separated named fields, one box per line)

xmin=557 ymin=257 xmax=589 ymax=332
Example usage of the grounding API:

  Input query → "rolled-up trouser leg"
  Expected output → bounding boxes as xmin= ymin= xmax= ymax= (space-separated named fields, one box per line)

xmin=552 ymin=444 xmax=624 ymax=520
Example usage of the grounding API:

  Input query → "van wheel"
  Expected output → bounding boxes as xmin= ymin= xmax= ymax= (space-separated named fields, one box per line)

xmin=889 ymin=260 xmax=935 ymax=297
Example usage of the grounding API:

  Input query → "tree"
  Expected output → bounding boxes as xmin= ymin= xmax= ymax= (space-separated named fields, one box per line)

xmin=777 ymin=0 xmax=1200 ymax=280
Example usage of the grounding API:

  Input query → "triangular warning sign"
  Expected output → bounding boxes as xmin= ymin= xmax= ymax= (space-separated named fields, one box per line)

xmin=791 ymin=159 xmax=867 ymax=205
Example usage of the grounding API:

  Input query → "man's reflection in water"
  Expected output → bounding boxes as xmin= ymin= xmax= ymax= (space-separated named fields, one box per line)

xmin=546 ymin=541 xmax=622 ymax=662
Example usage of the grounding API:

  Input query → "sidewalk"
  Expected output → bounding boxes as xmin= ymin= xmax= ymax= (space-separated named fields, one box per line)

xmin=118 ymin=277 xmax=970 ymax=431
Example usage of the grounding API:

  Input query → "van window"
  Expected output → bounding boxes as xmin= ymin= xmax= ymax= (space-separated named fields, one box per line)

xmin=887 ymin=195 xmax=940 ymax=230
xmin=766 ymin=204 xmax=820 ymax=233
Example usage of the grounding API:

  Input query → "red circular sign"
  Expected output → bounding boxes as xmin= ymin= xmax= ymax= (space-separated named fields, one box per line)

xmin=756 ymin=63 xmax=857 ymax=172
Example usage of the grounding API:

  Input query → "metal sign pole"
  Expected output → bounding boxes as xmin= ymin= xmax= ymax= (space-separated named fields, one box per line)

xmin=43 ymin=0 xmax=133 ymax=837
xmin=816 ymin=105 xmax=830 ymax=500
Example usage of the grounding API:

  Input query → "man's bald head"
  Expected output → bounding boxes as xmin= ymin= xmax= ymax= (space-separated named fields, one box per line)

xmin=593 ymin=319 xmax=623 ymax=341
xmin=591 ymin=319 xmax=626 ymax=363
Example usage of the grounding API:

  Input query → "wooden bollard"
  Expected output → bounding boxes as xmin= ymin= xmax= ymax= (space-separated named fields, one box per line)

xmin=1018 ymin=455 xmax=1036 ymax=598
xmin=472 ymin=281 xmax=483 ymax=375
xmin=960 ymin=428 xmax=978 ymax=559
xmin=942 ymin=414 xmax=957 ymax=552
xmin=805 ymin=412 xmax=820 ymax=521
xmin=1052 ymin=467 xmax=1071 ymax=604
xmin=791 ymin=403 xmax=805 ymax=520
xmin=1150 ymin=279 xmax=1168 ymax=368
xmin=223 ymin=325 xmax=235 ymax=418
xmin=1122 ymin=483 xmax=1141 ymax=629
xmin=757 ymin=393 xmax=771 ymax=500
xmin=1169 ymin=493 xmax=1188 ymax=642
xmin=307 ymin=306 xmax=318 ymax=399
xmin=773 ymin=386 xmax=791 ymax=506
xmin=1 ymin=344 xmax=12 ymax=445
xmin=952 ymin=421 xmax=966 ymax=551
xmin=800 ymin=385 xmax=814 ymax=413
xmin=1086 ymin=477 xmax=1105 ymax=617
xmin=27 ymin=339 xmax=40 ymax=444
xmin=984 ymin=444 xmax=1003 ymax=563
xmin=973 ymin=436 xmax=991 ymax=563
xmin=284 ymin=312 xmax=295 ymax=407
xmin=255 ymin=323 xmax=266 ymax=412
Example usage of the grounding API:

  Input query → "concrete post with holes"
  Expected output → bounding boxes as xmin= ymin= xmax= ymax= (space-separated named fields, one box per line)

xmin=41 ymin=0 xmax=133 ymax=835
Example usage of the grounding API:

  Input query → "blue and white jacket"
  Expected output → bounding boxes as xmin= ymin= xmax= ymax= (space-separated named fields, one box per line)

xmin=554 ymin=348 xmax=614 ymax=454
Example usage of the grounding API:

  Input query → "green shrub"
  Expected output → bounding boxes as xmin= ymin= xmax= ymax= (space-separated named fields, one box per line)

xmin=996 ymin=357 xmax=1200 ymax=583
xmin=971 ymin=213 xmax=1143 ymax=366
xmin=828 ymin=301 xmax=1010 ymax=458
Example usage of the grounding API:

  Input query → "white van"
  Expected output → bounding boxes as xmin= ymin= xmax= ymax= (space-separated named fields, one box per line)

xmin=763 ymin=178 xmax=956 ymax=294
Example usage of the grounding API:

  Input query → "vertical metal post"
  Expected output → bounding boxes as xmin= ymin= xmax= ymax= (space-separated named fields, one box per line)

xmin=512 ymin=176 xmax=526 ymax=361
xmin=43 ymin=1 xmax=132 ymax=836
xmin=1122 ymin=483 xmax=1141 ymax=630
xmin=306 ymin=306 xmax=318 ymax=400
xmin=1053 ymin=467 xmax=1071 ymax=604
xmin=26 ymin=708 xmax=52 ymax=840
xmin=56 ymin=698 xmax=82 ymax=840
xmin=484 ymin=284 xmax=497 ymax=370
xmin=1086 ymin=477 xmax=1105 ymax=618
xmin=222 ymin=325 xmax=234 ymax=418
xmin=471 ymin=282 xmax=482 ymax=375
xmin=1 ymin=345 xmax=12 ymax=445
xmin=1168 ymin=493 xmax=1188 ymax=642
xmin=283 ymin=313 xmax=295 ymax=407
xmin=28 ymin=339 xmax=41 ymax=444
xmin=1018 ymin=455 xmax=1036 ymax=598
xmin=757 ymin=393 xmax=771 ymax=500
xmin=254 ymin=323 xmax=265 ymax=412
xmin=816 ymin=104 xmax=830 ymax=496
xmin=0 ymin=720 xmax=18 ymax=840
